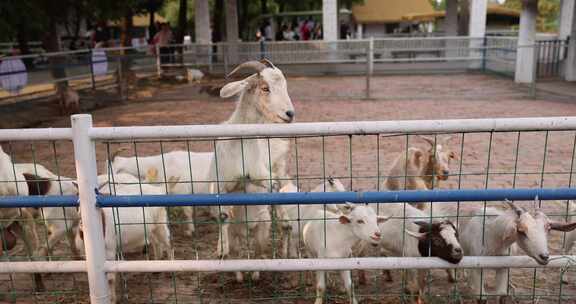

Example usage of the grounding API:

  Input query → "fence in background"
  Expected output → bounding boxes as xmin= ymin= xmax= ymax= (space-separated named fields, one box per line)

xmin=2 ymin=115 xmax=576 ymax=303
xmin=0 ymin=36 xmax=532 ymax=106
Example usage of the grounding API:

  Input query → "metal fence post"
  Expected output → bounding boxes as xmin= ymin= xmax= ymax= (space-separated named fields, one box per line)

xmin=365 ymin=37 xmax=374 ymax=99
xmin=530 ymin=43 xmax=539 ymax=98
xmin=481 ymin=36 xmax=487 ymax=72
xmin=260 ymin=40 xmax=266 ymax=60
xmin=223 ymin=44 xmax=229 ymax=76
xmin=88 ymin=49 xmax=96 ymax=90
xmin=71 ymin=114 xmax=109 ymax=304
xmin=155 ymin=44 xmax=161 ymax=77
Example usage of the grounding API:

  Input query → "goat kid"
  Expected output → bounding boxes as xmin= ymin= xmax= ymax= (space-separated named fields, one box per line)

xmin=75 ymin=173 xmax=174 ymax=304
xmin=303 ymin=204 xmax=387 ymax=304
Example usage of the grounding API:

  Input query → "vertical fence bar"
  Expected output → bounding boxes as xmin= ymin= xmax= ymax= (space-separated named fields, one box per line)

xmin=156 ymin=44 xmax=161 ymax=77
xmin=71 ymin=114 xmax=110 ymax=304
xmin=365 ymin=37 xmax=374 ymax=99
xmin=530 ymin=43 xmax=539 ymax=98
xmin=88 ymin=48 xmax=96 ymax=90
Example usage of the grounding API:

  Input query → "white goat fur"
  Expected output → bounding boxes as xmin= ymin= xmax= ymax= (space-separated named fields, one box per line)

xmin=303 ymin=205 xmax=385 ymax=304
xmin=110 ymin=151 xmax=215 ymax=235
xmin=280 ymin=178 xmax=348 ymax=258
xmin=76 ymin=173 xmax=174 ymax=304
xmin=14 ymin=163 xmax=80 ymax=257
xmin=460 ymin=204 xmax=576 ymax=301
xmin=216 ymin=181 xmax=271 ymax=283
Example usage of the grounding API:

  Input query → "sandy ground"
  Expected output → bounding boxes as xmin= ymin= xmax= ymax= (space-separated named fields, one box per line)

xmin=2 ymin=74 xmax=576 ymax=303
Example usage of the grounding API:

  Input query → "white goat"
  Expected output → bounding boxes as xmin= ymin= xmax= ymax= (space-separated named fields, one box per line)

xmin=460 ymin=200 xmax=576 ymax=303
xmin=218 ymin=180 xmax=272 ymax=283
xmin=280 ymin=178 xmax=348 ymax=258
xmin=212 ymin=59 xmax=293 ymax=195
xmin=303 ymin=204 xmax=387 ymax=304
xmin=75 ymin=173 xmax=174 ymax=304
xmin=0 ymin=146 xmax=36 ymax=252
xmin=212 ymin=59 xmax=294 ymax=257
xmin=110 ymin=150 xmax=215 ymax=235
xmin=14 ymin=163 xmax=80 ymax=258
xmin=562 ymin=200 xmax=576 ymax=283
xmin=362 ymin=202 xmax=463 ymax=302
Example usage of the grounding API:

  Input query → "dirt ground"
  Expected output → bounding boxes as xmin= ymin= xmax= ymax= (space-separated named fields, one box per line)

xmin=3 ymin=74 xmax=576 ymax=303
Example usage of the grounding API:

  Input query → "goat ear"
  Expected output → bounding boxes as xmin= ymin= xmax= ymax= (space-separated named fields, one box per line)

xmin=377 ymin=215 xmax=391 ymax=224
xmin=550 ymin=221 xmax=576 ymax=232
xmin=23 ymin=173 xmax=51 ymax=196
xmin=405 ymin=229 xmax=427 ymax=240
xmin=413 ymin=220 xmax=432 ymax=231
xmin=502 ymin=222 xmax=519 ymax=243
xmin=339 ymin=215 xmax=351 ymax=224
xmin=412 ymin=149 xmax=424 ymax=168
xmin=220 ymin=80 xmax=248 ymax=98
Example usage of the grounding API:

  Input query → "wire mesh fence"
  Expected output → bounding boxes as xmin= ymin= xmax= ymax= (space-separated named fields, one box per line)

xmin=1 ymin=116 xmax=576 ymax=303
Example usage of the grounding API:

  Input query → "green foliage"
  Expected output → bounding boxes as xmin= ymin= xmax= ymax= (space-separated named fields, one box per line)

xmin=504 ymin=0 xmax=560 ymax=32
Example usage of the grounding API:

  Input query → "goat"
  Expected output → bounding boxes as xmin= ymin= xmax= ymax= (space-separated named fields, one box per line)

xmin=212 ymin=59 xmax=294 ymax=194
xmin=280 ymin=177 xmax=348 ymax=259
xmin=15 ymin=163 xmax=81 ymax=258
xmin=303 ymin=204 xmax=387 ymax=304
xmin=360 ymin=202 xmax=463 ymax=303
xmin=109 ymin=150 xmax=215 ymax=235
xmin=212 ymin=59 xmax=294 ymax=257
xmin=75 ymin=173 xmax=174 ymax=304
xmin=217 ymin=179 xmax=272 ymax=283
xmin=56 ymin=86 xmax=80 ymax=115
xmin=382 ymin=136 xmax=456 ymax=210
xmin=460 ymin=200 xmax=576 ymax=303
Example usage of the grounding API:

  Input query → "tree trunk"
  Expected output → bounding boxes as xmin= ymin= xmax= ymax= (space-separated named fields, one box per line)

xmin=149 ymin=5 xmax=157 ymax=42
xmin=119 ymin=11 xmax=135 ymax=99
xmin=177 ymin=0 xmax=187 ymax=44
xmin=213 ymin=0 xmax=224 ymax=42
xmin=45 ymin=20 xmax=70 ymax=114
xmin=459 ymin=0 xmax=470 ymax=35
xmin=261 ymin=0 xmax=268 ymax=15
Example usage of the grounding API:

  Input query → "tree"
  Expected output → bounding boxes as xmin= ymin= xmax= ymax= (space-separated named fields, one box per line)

xmin=504 ymin=0 xmax=560 ymax=32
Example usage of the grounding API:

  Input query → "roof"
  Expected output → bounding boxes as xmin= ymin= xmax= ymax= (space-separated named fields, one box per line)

xmin=353 ymin=1 xmax=519 ymax=24
xmin=108 ymin=13 xmax=166 ymax=27
xmin=402 ymin=3 xmax=519 ymax=22
xmin=352 ymin=0 xmax=437 ymax=24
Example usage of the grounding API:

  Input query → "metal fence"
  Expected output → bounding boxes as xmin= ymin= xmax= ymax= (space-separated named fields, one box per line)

xmin=2 ymin=115 xmax=576 ymax=303
xmin=536 ymin=38 xmax=569 ymax=79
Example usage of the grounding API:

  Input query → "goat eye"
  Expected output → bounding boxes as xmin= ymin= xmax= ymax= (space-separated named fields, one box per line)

xmin=261 ymin=87 xmax=270 ymax=93
xmin=357 ymin=220 xmax=365 ymax=224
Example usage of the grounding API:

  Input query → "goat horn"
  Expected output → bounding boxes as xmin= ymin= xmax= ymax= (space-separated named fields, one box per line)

xmin=227 ymin=61 xmax=268 ymax=78
xmin=405 ymin=229 xmax=427 ymax=240
xmin=505 ymin=199 xmax=524 ymax=216
xmin=260 ymin=58 xmax=276 ymax=69
xmin=327 ymin=176 xmax=335 ymax=185
xmin=417 ymin=135 xmax=435 ymax=146
xmin=109 ymin=147 xmax=129 ymax=160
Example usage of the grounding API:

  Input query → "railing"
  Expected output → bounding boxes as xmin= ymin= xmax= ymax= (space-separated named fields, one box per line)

xmin=536 ymin=38 xmax=569 ymax=79
xmin=2 ymin=115 xmax=576 ymax=303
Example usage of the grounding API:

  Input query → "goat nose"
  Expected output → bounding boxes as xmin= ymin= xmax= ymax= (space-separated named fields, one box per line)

xmin=442 ymin=170 xmax=449 ymax=176
xmin=285 ymin=110 xmax=295 ymax=119
xmin=374 ymin=232 xmax=381 ymax=238
xmin=453 ymin=247 xmax=462 ymax=254
xmin=539 ymin=254 xmax=549 ymax=261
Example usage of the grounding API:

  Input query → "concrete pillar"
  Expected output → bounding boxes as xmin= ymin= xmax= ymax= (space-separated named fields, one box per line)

xmin=445 ymin=0 xmax=459 ymax=36
xmin=225 ymin=0 xmax=239 ymax=43
xmin=322 ymin=0 xmax=338 ymax=41
xmin=195 ymin=0 xmax=211 ymax=44
xmin=566 ymin=0 xmax=576 ymax=80
xmin=560 ymin=0 xmax=575 ymax=40
xmin=225 ymin=0 xmax=239 ymax=64
xmin=468 ymin=0 xmax=487 ymax=68
xmin=357 ymin=23 xmax=363 ymax=39
xmin=514 ymin=0 xmax=538 ymax=83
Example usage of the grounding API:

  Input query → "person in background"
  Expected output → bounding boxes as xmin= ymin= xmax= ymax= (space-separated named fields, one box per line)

xmin=153 ymin=23 xmax=173 ymax=64
xmin=282 ymin=24 xmax=295 ymax=41
xmin=300 ymin=19 xmax=311 ymax=41
xmin=313 ymin=23 xmax=322 ymax=40
xmin=264 ymin=21 xmax=273 ymax=41
xmin=92 ymin=22 xmax=110 ymax=48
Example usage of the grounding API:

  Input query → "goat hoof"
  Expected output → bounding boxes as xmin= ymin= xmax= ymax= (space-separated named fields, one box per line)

xmin=33 ymin=275 xmax=45 ymax=292
xmin=384 ymin=270 xmax=394 ymax=282
xmin=358 ymin=270 xmax=367 ymax=286
xmin=251 ymin=271 xmax=260 ymax=281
